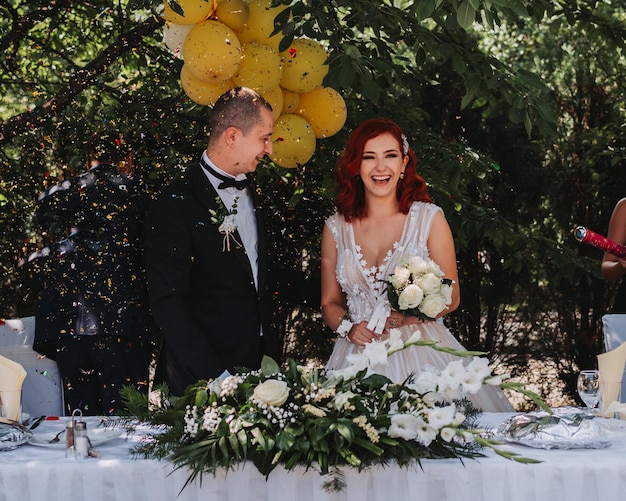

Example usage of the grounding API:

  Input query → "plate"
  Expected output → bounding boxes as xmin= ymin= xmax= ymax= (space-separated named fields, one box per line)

xmin=493 ymin=406 xmax=626 ymax=450
xmin=28 ymin=428 xmax=124 ymax=449
xmin=0 ymin=422 xmax=31 ymax=451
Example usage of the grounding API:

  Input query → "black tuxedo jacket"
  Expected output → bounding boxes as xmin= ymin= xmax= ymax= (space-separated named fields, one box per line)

xmin=144 ymin=162 xmax=281 ymax=394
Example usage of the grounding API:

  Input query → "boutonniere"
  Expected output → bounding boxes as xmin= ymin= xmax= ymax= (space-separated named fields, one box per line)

xmin=209 ymin=196 xmax=241 ymax=252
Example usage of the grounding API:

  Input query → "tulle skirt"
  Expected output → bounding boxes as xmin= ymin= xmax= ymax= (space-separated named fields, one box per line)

xmin=326 ymin=320 xmax=514 ymax=413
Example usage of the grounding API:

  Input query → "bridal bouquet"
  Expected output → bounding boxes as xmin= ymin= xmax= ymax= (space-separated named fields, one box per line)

xmin=119 ymin=332 xmax=545 ymax=492
xmin=387 ymin=254 xmax=453 ymax=321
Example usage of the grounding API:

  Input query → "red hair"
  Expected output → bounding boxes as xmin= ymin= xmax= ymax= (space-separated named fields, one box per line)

xmin=335 ymin=118 xmax=431 ymax=221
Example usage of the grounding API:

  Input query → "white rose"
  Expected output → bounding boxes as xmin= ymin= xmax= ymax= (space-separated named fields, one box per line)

xmin=419 ymin=294 xmax=447 ymax=318
xmin=407 ymin=256 xmax=429 ymax=275
xmin=426 ymin=260 xmax=444 ymax=277
xmin=219 ymin=214 xmax=237 ymax=234
xmin=416 ymin=273 xmax=442 ymax=294
xmin=398 ymin=284 xmax=424 ymax=310
xmin=252 ymin=379 xmax=289 ymax=407
xmin=389 ymin=266 xmax=411 ymax=289
xmin=440 ymin=283 xmax=453 ymax=304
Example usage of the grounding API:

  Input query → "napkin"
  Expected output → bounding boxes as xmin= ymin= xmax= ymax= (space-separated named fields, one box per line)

xmin=0 ymin=354 xmax=27 ymax=421
xmin=597 ymin=341 xmax=626 ymax=417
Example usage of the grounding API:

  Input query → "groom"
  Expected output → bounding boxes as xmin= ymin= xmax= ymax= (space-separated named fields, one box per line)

xmin=144 ymin=87 xmax=282 ymax=395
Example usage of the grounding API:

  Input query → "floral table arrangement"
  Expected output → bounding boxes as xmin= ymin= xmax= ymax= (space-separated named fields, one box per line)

xmin=120 ymin=331 xmax=546 ymax=492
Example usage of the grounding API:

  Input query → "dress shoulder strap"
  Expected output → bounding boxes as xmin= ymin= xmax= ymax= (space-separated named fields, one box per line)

xmin=402 ymin=202 xmax=443 ymax=253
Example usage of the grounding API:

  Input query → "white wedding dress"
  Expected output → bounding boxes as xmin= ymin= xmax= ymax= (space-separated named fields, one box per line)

xmin=325 ymin=201 xmax=513 ymax=412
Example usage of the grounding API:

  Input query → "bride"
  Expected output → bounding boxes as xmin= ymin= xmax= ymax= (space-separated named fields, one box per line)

xmin=321 ymin=118 xmax=513 ymax=412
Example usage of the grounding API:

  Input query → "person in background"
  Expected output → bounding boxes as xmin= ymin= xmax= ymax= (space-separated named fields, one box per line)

xmin=144 ymin=87 xmax=282 ymax=396
xmin=32 ymin=129 xmax=152 ymax=415
xmin=601 ymin=197 xmax=626 ymax=313
xmin=321 ymin=118 xmax=513 ymax=412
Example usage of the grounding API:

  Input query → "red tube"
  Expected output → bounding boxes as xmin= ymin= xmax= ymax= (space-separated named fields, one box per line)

xmin=574 ymin=226 xmax=626 ymax=258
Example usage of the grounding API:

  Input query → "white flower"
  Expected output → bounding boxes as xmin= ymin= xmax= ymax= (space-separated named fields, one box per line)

xmin=440 ymin=427 xmax=456 ymax=442
xmin=453 ymin=412 xmax=466 ymax=426
xmin=441 ymin=282 xmax=453 ymax=304
xmin=406 ymin=329 xmax=422 ymax=344
xmin=252 ymin=379 xmax=290 ymax=407
xmin=387 ymin=328 xmax=404 ymax=352
xmin=332 ymin=391 xmax=356 ymax=411
xmin=407 ymin=255 xmax=429 ymax=275
xmin=462 ymin=371 xmax=484 ymax=394
xmin=389 ymin=266 xmax=411 ymax=289
xmin=466 ymin=357 xmax=492 ymax=380
xmin=388 ymin=413 xmax=420 ymax=440
xmin=219 ymin=214 xmax=237 ymax=234
xmin=363 ymin=340 xmax=390 ymax=369
xmin=410 ymin=370 xmax=439 ymax=394
xmin=484 ymin=373 xmax=509 ymax=385
xmin=398 ymin=284 xmax=424 ymax=310
xmin=426 ymin=404 xmax=456 ymax=430
xmin=438 ymin=360 xmax=467 ymax=399
xmin=415 ymin=416 xmax=438 ymax=446
xmin=416 ymin=273 xmax=442 ymax=294
xmin=419 ymin=293 xmax=447 ymax=318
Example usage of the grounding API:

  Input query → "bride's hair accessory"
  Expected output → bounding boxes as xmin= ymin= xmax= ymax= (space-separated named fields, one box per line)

xmin=401 ymin=134 xmax=409 ymax=156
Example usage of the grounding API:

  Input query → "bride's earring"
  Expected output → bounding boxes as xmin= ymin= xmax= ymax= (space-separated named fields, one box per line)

xmin=399 ymin=171 xmax=405 ymax=180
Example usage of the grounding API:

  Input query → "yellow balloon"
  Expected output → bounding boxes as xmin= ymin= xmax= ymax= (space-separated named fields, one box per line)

xmin=279 ymin=39 xmax=329 ymax=93
xmin=270 ymin=114 xmax=316 ymax=169
xmin=216 ymin=0 xmax=250 ymax=31
xmin=281 ymin=88 xmax=300 ymax=114
xmin=163 ymin=22 xmax=193 ymax=57
xmin=163 ymin=0 xmax=213 ymax=25
xmin=257 ymin=86 xmax=283 ymax=121
xmin=184 ymin=20 xmax=241 ymax=83
xmin=233 ymin=43 xmax=282 ymax=93
xmin=297 ymin=87 xmax=347 ymax=138
xmin=235 ymin=0 xmax=288 ymax=52
xmin=180 ymin=65 xmax=234 ymax=106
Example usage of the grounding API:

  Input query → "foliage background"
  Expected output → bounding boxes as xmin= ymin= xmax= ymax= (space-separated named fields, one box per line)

xmin=1 ymin=0 xmax=626 ymax=409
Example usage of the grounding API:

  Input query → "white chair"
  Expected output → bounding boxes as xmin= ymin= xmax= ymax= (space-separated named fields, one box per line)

xmin=0 ymin=317 xmax=64 ymax=417
xmin=602 ymin=314 xmax=626 ymax=402
xmin=0 ymin=317 xmax=34 ymax=347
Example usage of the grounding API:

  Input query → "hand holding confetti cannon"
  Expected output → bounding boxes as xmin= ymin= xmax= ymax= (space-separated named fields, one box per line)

xmin=574 ymin=226 xmax=626 ymax=258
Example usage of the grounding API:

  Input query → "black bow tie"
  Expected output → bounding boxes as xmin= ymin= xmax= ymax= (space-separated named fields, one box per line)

xmin=200 ymin=158 xmax=249 ymax=190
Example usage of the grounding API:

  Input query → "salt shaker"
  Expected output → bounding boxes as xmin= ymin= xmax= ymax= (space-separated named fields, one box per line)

xmin=74 ymin=420 xmax=88 ymax=459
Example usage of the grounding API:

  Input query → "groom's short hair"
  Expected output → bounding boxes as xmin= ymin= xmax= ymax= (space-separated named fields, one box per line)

xmin=208 ymin=87 xmax=272 ymax=141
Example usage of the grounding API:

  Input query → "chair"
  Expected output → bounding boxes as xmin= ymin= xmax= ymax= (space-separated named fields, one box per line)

xmin=0 ymin=318 xmax=64 ymax=417
xmin=0 ymin=317 xmax=34 ymax=347
xmin=602 ymin=314 xmax=626 ymax=402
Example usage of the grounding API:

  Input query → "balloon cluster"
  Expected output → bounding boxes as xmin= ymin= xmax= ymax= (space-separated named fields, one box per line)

xmin=162 ymin=0 xmax=347 ymax=168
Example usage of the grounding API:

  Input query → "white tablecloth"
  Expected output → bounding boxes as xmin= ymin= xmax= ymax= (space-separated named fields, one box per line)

xmin=2 ymin=413 xmax=626 ymax=501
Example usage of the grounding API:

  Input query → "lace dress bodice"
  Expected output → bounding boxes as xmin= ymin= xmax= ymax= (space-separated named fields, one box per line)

xmin=326 ymin=201 xmax=440 ymax=324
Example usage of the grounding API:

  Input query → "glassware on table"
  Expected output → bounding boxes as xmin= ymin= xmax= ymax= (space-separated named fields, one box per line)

xmin=577 ymin=370 xmax=601 ymax=409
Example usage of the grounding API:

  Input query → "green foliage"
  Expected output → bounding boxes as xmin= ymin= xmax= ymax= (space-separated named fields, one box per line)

xmin=1 ymin=0 xmax=626 ymax=407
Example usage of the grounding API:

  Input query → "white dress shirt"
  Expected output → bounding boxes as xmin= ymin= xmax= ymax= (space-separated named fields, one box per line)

xmin=200 ymin=152 xmax=259 ymax=290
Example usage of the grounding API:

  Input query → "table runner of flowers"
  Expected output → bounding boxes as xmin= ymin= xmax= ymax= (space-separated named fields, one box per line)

xmin=119 ymin=330 xmax=545 ymax=492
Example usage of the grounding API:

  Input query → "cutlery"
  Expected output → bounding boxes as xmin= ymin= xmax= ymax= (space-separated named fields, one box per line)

xmin=48 ymin=429 xmax=66 ymax=443
xmin=28 ymin=415 xmax=46 ymax=430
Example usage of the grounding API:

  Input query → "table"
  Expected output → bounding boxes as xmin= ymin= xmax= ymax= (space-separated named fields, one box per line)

xmin=2 ymin=413 xmax=626 ymax=501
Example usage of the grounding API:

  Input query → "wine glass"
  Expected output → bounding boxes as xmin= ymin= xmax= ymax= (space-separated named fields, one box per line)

xmin=577 ymin=370 xmax=600 ymax=409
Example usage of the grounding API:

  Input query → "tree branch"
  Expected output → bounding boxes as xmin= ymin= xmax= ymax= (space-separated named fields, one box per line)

xmin=0 ymin=14 xmax=164 ymax=145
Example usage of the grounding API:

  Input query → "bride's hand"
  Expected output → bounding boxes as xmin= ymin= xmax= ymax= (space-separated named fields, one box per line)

xmin=384 ymin=312 xmax=422 ymax=333
xmin=347 ymin=321 xmax=379 ymax=346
